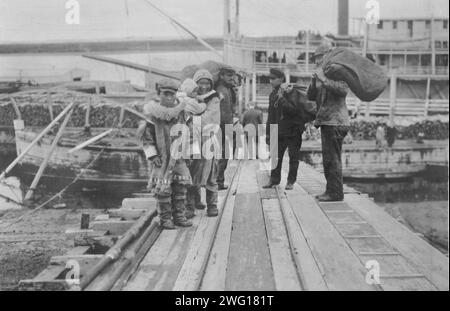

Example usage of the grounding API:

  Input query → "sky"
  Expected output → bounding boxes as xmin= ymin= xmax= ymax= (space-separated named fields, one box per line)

xmin=0 ymin=0 xmax=448 ymax=43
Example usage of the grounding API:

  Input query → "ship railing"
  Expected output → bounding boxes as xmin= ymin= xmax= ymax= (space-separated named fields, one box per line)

xmin=251 ymin=61 xmax=449 ymax=77
xmin=254 ymin=96 xmax=448 ymax=116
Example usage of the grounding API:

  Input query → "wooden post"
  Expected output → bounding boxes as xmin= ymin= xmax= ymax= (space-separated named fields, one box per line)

xmin=403 ymin=53 xmax=407 ymax=75
xmin=252 ymin=72 xmax=257 ymax=103
xmin=244 ymin=75 xmax=250 ymax=107
xmin=430 ymin=17 xmax=436 ymax=75
xmin=47 ymin=93 xmax=54 ymax=121
xmin=223 ymin=0 xmax=230 ymax=38
xmin=284 ymin=68 xmax=291 ymax=83
xmin=389 ymin=70 xmax=397 ymax=120
xmin=424 ymin=77 xmax=431 ymax=116
xmin=365 ymin=101 xmax=370 ymax=117
xmin=238 ymin=83 xmax=243 ymax=114
xmin=9 ymin=96 xmax=22 ymax=120
xmin=305 ymin=30 xmax=310 ymax=73
xmin=118 ymin=106 xmax=125 ymax=128
xmin=24 ymin=106 xmax=75 ymax=201
xmin=85 ymin=97 xmax=91 ymax=129
xmin=0 ymin=101 xmax=76 ymax=181
xmin=234 ymin=0 xmax=240 ymax=38
xmin=362 ymin=22 xmax=369 ymax=57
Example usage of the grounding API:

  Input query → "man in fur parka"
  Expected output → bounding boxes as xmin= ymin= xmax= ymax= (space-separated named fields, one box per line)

xmin=137 ymin=78 xmax=192 ymax=230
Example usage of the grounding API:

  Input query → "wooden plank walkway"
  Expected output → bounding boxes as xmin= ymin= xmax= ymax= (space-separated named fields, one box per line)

xmin=121 ymin=159 xmax=448 ymax=291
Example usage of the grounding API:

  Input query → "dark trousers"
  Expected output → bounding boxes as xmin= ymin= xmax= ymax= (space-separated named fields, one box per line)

xmin=217 ymin=127 xmax=236 ymax=186
xmin=320 ymin=125 xmax=348 ymax=199
xmin=270 ymin=134 xmax=302 ymax=185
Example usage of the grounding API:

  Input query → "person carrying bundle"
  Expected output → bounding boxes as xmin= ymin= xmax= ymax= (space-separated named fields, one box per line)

xmin=307 ymin=44 xmax=350 ymax=202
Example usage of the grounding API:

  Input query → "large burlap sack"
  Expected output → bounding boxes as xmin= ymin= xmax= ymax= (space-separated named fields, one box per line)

xmin=322 ymin=48 xmax=388 ymax=102
xmin=282 ymin=84 xmax=317 ymax=124
xmin=181 ymin=61 xmax=235 ymax=84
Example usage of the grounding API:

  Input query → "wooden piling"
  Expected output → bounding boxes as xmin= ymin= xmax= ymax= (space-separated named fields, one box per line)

xmin=0 ymin=101 xmax=76 ymax=181
xmin=24 ymin=105 xmax=75 ymax=200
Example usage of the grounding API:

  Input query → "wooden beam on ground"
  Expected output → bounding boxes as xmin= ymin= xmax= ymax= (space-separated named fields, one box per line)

xmin=200 ymin=162 xmax=240 ymax=291
xmin=284 ymin=186 xmax=376 ymax=290
xmin=226 ymin=192 xmax=276 ymax=290
xmin=262 ymin=199 xmax=303 ymax=291
xmin=90 ymin=220 xmax=135 ymax=236
xmin=345 ymin=193 xmax=449 ymax=291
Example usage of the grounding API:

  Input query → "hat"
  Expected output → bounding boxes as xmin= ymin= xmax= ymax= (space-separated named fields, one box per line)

xmin=193 ymin=69 xmax=213 ymax=84
xmin=180 ymin=78 xmax=198 ymax=94
xmin=220 ymin=65 xmax=235 ymax=75
xmin=311 ymin=44 xmax=332 ymax=60
xmin=157 ymin=78 xmax=179 ymax=93
xmin=269 ymin=68 xmax=285 ymax=80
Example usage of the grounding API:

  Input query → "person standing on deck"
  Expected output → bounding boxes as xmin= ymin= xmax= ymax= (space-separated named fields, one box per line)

xmin=216 ymin=66 xmax=238 ymax=190
xmin=263 ymin=68 xmax=304 ymax=191
xmin=307 ymin=44 xmax=350 ymax=202
xmin=137 ymin=78 xmax=192 ymax=230
xmin=186 ymin=69 xmax=221 ymax=218
xmin=241 ymin=101 xmax=264 ymax=159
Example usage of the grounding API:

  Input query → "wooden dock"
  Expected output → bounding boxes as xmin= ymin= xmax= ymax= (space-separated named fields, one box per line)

xmin=20 ymin=159 xmax=449 ymax=291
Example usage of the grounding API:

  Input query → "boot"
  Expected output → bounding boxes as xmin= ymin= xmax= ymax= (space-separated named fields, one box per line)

xmin=192 ymin=186 xmax=206 ymax=210
xmin=172 ymin=199 xmax=193 ymax=227
xmin=206 ymin=189 xmax=219 ymax=217
xmin=285 ymin=183 xmax=294 ymax=190
xmin=316 ymin=193 xmax=343 ymax=202
xmin=158 ymin=201 xmax=176 ymax=230
xmin=185 ymin=190 xmax=196 ymax=219
xmin=207 ymin=205 xmax=219 ymax=217
xmin=218 ymin=184 xmax=229 ymax=191
xmin=262 ymin=181 xmax=279 ymax=189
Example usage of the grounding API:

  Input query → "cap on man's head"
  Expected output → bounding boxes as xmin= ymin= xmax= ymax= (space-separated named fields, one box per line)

xmin=311 ymin=44 xmax=332 ymax=60
xmin=269 ymin=68 xmax=285 ymax=80
xmin=269 ymin=68 xmax=286 ymax=79
xmin=220 ymin=65 xmax=235 ymax=75
xmin=157 ymin=78 xmax=179 ymax=93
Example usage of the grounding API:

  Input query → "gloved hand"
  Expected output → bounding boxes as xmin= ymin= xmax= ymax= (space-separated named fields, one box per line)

xmin=150 ymin=155 xmax=162 ymax=167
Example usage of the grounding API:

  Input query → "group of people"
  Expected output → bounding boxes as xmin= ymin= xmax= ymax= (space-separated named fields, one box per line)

xmin=264 ymin=44 xmax=350 ymax=202
xmin=137 ymin=67 xmax=238 ymax=230
xmin=138 ymin=43 xmax=352 ymax=230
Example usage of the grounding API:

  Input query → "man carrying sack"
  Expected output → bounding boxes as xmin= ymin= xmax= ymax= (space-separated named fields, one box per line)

xmin=307 ymin=45 xmax=350 ymax=202
xmin=263 ymin=68 xmax=305 ymax=191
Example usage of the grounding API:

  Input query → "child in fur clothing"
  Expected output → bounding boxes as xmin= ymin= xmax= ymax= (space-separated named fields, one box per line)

xmin=137 ymin=78 xmax=192 ymax=230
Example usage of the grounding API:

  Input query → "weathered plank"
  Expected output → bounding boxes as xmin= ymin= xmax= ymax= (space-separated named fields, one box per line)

xmin=123 ymin=216 xmax=203 ymax=291
xmin=172 ymin=213 xmax=218 ymax=290
xmin=109 ymin=208 xmax=147 ymax=220
xmin=122 ymin=197 xmax=157 ymax=210
xmin=200 ymin=163 xmax=240 ymax=291
xmin=262 ymin=199 xmax=302 ymax=291
xmin=284 ymin=186 xmax=376 ymax=291
xmin=90 ymin=220 xmax=135 ymax=236
xmin=345 ymin=193 xmax=449 ymax=291
xmin=277 ymin=195 xmax=329 ymax=291
xmin=256 ymin=170 xmax=278 ymax=199
xmin=225 ymin=192 xmax=276 ymax=291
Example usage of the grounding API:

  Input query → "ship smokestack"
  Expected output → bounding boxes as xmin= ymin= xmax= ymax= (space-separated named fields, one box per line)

xmin=338 ymin=0 xmax=349 ymax=36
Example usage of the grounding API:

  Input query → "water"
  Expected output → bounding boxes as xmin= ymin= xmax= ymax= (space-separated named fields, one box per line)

xmin=347 ymin=166 xmax=449 ymax=251
xmin=0 ymin=145 xmax=123 ymax=210
xmin=346 ymin=166 xmax=448 ymax=204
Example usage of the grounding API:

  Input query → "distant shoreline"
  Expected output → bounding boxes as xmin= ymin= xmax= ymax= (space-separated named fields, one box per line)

xmin=0 ymin=38 xmax=224 ymax=54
